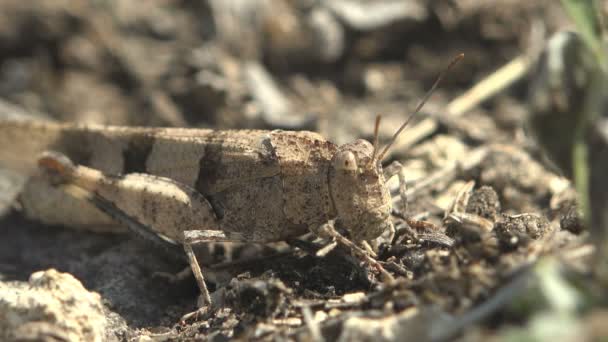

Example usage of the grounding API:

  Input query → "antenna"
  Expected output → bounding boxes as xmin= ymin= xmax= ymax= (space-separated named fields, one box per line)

xmin=376 ymin=53 xmax=464 ymax=162
xmin=369 ymin=114 xmax=382 ymax=166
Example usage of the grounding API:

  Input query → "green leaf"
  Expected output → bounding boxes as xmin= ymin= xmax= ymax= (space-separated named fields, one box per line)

xmin=561 ymin=0 xmax=606 ymax=70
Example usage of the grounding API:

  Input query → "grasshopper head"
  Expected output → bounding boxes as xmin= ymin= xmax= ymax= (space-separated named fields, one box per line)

xmin=327 ymin=54 xmax=463 ymax=241
xmin=329 ymin=139 xmax=392 ymax=241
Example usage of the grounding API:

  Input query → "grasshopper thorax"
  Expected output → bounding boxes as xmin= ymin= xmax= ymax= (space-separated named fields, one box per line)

xmin=328 ymin=139 xmax=392 ymax=242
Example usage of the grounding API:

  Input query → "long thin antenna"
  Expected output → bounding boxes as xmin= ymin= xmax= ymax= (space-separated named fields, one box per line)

xmin=376 ymin=53 xmax=464 ymax=162
xmin=369 ymin=114 xmax=382 ymax=166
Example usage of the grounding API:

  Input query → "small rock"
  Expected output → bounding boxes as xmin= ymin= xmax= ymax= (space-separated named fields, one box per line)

xmin=0 ymin=269 xmax=107 ymax=342
xmin=560 ymin=203 xmax=585 ymax=234
xmin=325 ymin=0 xmax=427 ymax=31
xmin=478 ymin=145 xmax=556 ymax=212
xmin=495 ymin=214 xmax=550 ymax=248
xmin=466 ymin=186 xmax=501 ymax=221
xmin=333 ymin=307 xmax=452 ymax=342
xmin=223 ymin=278 xmax=290 ymax=319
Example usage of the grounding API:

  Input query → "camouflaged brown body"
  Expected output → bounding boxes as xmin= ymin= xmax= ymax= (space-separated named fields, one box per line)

xmin=0 ymin=120 xmax=338 ymax=241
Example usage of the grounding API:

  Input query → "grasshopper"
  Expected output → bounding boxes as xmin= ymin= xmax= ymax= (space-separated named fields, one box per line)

xmin=0 ymin=55 xmax=462 ymax=305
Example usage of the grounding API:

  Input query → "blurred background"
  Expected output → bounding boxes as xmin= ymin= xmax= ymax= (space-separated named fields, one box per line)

xmin=0 ymin=0 xmax=573 ymax=147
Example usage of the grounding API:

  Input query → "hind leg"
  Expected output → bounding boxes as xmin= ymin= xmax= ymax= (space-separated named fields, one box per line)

xmin=19 ymin=177 xmax=121 ymax=233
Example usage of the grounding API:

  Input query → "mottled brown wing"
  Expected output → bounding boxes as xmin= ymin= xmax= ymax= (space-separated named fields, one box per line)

xmin=144 ymin=129 xmax=283 ymax=194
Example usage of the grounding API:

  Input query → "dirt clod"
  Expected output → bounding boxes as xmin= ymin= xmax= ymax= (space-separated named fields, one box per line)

xmin=466 ymin=186 xmax=501 ymax=221
xmin=560 ymin=203 xmax=585 ymax=234
xmin=0 ymin=269 xmax=107 ymax=342
xmin=495 ymin=213 xmax=550 ymax=248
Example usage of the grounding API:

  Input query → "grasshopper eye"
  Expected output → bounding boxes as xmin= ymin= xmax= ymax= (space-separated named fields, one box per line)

xmin=334 ymin=151 xmax=357 ymax=172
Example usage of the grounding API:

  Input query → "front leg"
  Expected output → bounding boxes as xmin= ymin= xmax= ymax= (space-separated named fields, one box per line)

xmin=310 ymin=221 xmax=394 ymax=282
xmin=384 ymin=160 xmax=408 ymax=215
